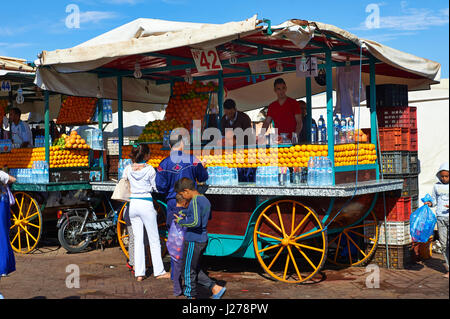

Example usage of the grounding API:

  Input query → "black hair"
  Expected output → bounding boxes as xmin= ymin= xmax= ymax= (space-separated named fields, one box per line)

xmin=128 ymin=144 xmax=150 ymax=163
xmin=176 ymin=193 xmax=188 ymax=204
xmin=169 ymin=134 xmax=184 ymax=148
xmin=174 ymin=177 xmax=196 ymax=193
xmin=9 ymin=107 xmax=21 ymax=116
xmin=274 ymin=78 xmax=286 ymax=88
xmin=223 ymin=99 xmax=236 ymax=110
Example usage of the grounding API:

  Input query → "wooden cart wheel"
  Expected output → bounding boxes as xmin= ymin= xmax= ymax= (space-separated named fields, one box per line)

xmin=327 ymin=210 xmax=379 ymax=267
xmin=253 ymin=200 xmax=328 ymax=284
xmin=9 ymin=192 xmax=43 ymax=254
xmin=117 ymin=201 xmax=168 ymax=261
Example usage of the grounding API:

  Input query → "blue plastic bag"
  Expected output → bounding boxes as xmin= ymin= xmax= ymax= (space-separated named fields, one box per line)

xmin=410 ymin=194 xmax=437 ymax=243
xmin=166 ymin=220 xmax=186 ymax=261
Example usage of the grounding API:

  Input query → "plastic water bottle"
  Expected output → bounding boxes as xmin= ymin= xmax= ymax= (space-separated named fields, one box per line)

xmin=326 ymin=157 xmax=333 ymax=185
xmin=307 ymin=157 xmax=315 ymax=186
xmin=231 ymin=167 xmax=238 ymax=186
xmin=339 ymin=117 xmax=348 ymax=144
xmin=347 ymin=116 xmax=355 ymax=144
xmin=317 ymin=116 xmax=326 ymax=144
xmin=43 ymin=162 xmax=49 ymax=184
xmin=163 ymin=131 xmax=169 ymax=148
xmin=271 ymin=167 xmax=278 ymax=186
xmin=311 ymin=123 xmax=318 ymax=144
xmin=333 ymin=115 xmax=341 ymax=145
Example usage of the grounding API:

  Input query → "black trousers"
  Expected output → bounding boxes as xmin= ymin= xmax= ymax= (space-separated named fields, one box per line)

xmin=181 ymin=241 xmax=215 ymax=298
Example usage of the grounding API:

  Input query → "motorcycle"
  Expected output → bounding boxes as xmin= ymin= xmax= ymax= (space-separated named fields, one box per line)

xmin=56 ymin=195 xmax=119 ymax=253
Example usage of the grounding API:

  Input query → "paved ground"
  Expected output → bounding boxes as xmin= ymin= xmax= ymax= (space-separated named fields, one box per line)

xmin=0 ymin=238 xmax=448 ymax=300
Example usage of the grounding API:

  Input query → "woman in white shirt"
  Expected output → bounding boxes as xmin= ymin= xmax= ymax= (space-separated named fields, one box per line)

xmin=123 ymin=144 xmax=169 ymax=281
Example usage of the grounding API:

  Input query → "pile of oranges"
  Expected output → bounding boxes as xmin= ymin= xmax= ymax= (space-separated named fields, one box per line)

xmin=121 ymin=144 xmax=170 ymax=168
xmin=334 ymin=143 xmax=377 ymax=166
xmin=62 ymin=131 xmax=90 ymax=149
xmin=0 ymin=100 xmax=8 ymax=119
xmin=0 ymin=147 xmax=89 ymax=169
xmin=137 ymin=119 xmax=181 ymax=143
xmin=171 ymin=81 xmax=217 ymax=95
xmin=57 ymin=96 xmax=98 ymax=125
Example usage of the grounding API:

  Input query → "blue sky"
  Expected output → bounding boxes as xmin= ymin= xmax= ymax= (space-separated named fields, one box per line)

xmin=1 ymin=0 xmax=448 ymax=78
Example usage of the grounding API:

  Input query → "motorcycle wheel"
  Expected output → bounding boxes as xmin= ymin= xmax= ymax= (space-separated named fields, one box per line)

xmin=58 ymin=216 xmax=91 ymax=253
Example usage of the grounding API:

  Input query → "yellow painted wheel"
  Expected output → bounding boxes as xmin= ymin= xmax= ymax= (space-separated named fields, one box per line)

xmin=9 ymin=192 xmax=42 ymax=254
xmin=253 ymin=200 xmax=328 ymax=284
xmin=327 ymin=210 xmax=379 ymax=267
xmin=117 ymin=201 xmax=168 ymax=261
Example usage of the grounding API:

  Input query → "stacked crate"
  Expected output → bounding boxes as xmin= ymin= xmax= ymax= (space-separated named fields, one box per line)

xmin=367 ymin=84 xmax=418 ymax=268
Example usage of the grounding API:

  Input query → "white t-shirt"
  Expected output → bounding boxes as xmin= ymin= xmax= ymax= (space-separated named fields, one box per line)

xmin=10 ymin=121 xmax=33 ymax=146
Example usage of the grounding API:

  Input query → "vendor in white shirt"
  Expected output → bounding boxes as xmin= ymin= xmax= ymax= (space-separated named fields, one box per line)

xmin=5 ymin=108 xmax=33 ymax=148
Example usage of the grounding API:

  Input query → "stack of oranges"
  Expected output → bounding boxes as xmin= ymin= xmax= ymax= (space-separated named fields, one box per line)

xmin=0 ymin=147 xmax=89 ymax=169
xmin=57 ymin=96 xmax=98 ymax=125
xmin=334 ymin=143 xmax=377 ymax=166
xmin=121 ymin=144 xmax=170 ymax=168
xmin=62 ymin=131 xmax=89 ymax=149
xmin=164 ymin=81 xmax=217 ymax=130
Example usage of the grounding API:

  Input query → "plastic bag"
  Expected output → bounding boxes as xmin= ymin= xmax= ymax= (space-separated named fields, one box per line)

xmin=166 ymin=220 xmax=186 ymax=261
xmin=410 ymin=196 xmax=437 ymax=243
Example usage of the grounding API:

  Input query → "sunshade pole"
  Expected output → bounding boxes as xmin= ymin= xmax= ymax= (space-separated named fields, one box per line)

xmin=325 ymin=50 xmax=335 ymax=185
xmin=369 ymin=57 xmax=379 ymax=180
xmin=97 ymin=99 xmax=105 ymax=181
xmin=305 ymin=77 xmax=312 ymax=143
xmin=44 ymin=90 xmax=50 ymax=165
xmin=117 ymin=76 xmax=124 ymax=160
xmin=218 ymin=71 xmax=224 ymax=133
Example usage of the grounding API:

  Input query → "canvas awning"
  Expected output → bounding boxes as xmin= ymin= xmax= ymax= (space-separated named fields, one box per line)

xmin=35 ymin=16 xmax=441 ymax=110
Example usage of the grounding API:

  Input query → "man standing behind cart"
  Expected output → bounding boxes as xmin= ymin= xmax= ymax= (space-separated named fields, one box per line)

xmin=156 ymin=135 xmax=208 ymax=227
xmin=259 ymin=78 xmax=303 ymax=142
xmin=6 ymin=108 xmax=33 ymax=148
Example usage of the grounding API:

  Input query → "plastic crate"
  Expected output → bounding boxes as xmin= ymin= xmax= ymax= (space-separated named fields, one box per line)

xmin=409 ymin=128 xmax=418 ymax=151
xmin=374 ymin=196 xmax=412 ymax=221
xmin=106 ymin=136 xmax=138 ymax=155
xmin=412 ymin=195 xmax=419 ymax=212
xmin=366 ymin=84 xmax=409 ymax=108
xmin=384 ymin=174 xmax=419 ymax=198
xmin=377 ymin=106 xmax=417 ymax=129
xmin=381 ymin=151 xmax=409 ymax=174
xmin=365 ymin=221 xmax=411 ymax=245
xmin=408 ymin=152 xmax=419 ymax=174
xmin=366 ymin=244 xmax=413 ymax=269
xmin=379 ymin=128 xmax=410 ymax=151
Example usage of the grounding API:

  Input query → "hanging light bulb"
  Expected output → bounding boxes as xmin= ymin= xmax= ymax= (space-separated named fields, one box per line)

xmin=276 ymin=60 xmax=284 ymax=72
xmin=184 ymin=68 xmax=193 ymax=84
xmin=229 ymin=54 xmax=238 ymax=65
xmin=16 ymin=86 xmax=24 ymax=105
xmin=134 ymin=62 xmax=142 ymax=79
xmin=345 ymin=56 xmax=351 ymax=72
xmin=299 ymin=54 xmax=308 ymax=73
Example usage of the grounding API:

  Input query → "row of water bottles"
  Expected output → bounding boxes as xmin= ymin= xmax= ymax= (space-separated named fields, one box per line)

xmin=9 ymin=161 xmax=49 ymax=184
xmin=34 ymin=135 xmax=52 ymax=148
xmin=207 ymin=166 xmax=239 ymax=186
xmin=333 ymin=115 xmax=355 ymax=145
xmin=255 ymin=166 xmax=289 ymax=186
xmin=307 ymin=156 xmax=333 ymax=186
xmin=93 ymin=99 xmax=113 ymax=123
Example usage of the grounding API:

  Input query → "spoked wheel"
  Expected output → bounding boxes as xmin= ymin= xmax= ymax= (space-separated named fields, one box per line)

xmin=117 ymin=201 xmax=168 ymax=261
xmin=9 ymin=192 xmax=43 ymax=254
xmin=253 ymin=200 xmax=328 ymax=284
xmin=327 ymin=210 xmax=379 ymax=267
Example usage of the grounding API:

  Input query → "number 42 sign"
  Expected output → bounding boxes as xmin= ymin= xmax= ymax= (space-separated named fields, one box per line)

xmin=191 ymin=48 xmax=223 ymax=72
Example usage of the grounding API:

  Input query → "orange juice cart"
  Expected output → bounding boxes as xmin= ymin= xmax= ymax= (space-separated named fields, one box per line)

xmin=34 ymin=16 xmax=440 ymax=282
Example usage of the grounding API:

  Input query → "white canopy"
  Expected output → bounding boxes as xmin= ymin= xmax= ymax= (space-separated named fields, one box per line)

xmin=35 ymin=16 xmax=441 ymax=110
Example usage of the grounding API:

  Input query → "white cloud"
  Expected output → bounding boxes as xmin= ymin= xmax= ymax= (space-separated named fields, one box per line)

xmin=79 ymin=11 xmax=119 ymax=24
xmin=354 ymin=2 xmax=449 ymax=31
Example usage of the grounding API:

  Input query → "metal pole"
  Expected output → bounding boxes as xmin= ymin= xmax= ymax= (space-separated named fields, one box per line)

xmin=369 ymin=57 xmax=380 ymax=180
xmin=117 ymin=77 xmax=124 ymax=160
xmin=44 ymin=90 xmax=50 ymax=165
xmin=325 ymin=50 xmax=335 ymax=185
xmin=305 ymin=77 xmax=312 ymax=143
xmin=97 ymin=99 xmax=105 ymax=181
xmin=217 ymin=71 xmax=224 ymax=133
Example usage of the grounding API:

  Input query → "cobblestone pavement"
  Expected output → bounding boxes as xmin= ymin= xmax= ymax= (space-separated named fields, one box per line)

xmin=0 ymin=240 xmax=448 ymax=300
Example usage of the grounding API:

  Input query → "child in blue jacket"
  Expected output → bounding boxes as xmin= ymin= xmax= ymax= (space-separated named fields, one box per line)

xmin=174 ymin=178 xmax=226 ymax=299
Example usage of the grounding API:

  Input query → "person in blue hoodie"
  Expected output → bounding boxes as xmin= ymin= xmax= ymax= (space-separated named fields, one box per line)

xmin=424 ymin=162 xmax=449 ymax=278
xmin=174 ymin=178 xmax=226 ymax=299
xmin=156 ymin=135 xmax=208 ymax=227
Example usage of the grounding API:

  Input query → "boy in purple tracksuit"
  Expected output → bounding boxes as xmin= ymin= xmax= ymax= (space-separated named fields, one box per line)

xmin=174 ymin=178 xmax=226 ymax=299
xmin=169 ymin=194 xmax=189 ymax=296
